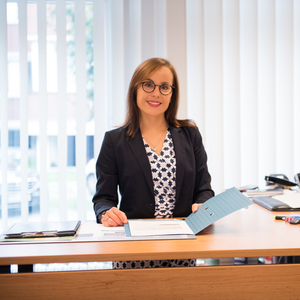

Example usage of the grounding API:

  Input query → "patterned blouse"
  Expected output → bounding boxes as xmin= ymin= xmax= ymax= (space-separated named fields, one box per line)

xmin=143 ymin=129 xmax=176 ymax=218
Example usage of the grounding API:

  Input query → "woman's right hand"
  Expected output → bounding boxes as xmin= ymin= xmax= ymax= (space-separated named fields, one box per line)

xmin=102 ymin=207 xmax=128 ymax=227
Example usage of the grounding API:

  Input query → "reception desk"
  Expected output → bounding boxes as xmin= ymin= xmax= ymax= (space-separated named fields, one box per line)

xmin=0 ymin=203 xmax=300 ymax=299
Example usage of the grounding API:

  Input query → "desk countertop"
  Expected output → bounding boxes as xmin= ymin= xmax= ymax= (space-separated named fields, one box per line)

xmin=0 ymin=203 xmax=299 ymax=265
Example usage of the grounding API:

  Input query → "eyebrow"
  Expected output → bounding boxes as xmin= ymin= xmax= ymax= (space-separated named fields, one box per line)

xmin=145 ymin=79 xmax=172 ymax=85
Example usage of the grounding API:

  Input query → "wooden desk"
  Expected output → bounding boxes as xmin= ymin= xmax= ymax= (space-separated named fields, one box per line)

xmin=1 ymin=204 xmax=300 ymax=299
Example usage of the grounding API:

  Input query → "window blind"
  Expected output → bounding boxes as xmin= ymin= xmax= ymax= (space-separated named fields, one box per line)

xmin=0 ymin=0 xmax=299 ymax=232
xmin=18 ymin=0 xmax=29 ymax=221
xmin=56 ymin=0 xmax=68 ymax=221
xmin=37 ymin=0 xmax=48 ymax=221
xmin=74 ymin=0 xmax=87 ymax=220
xmin=93 ymin=0 xmax=106 ymax=157
xmin=0 ymin=0 xmax=9 ymax=229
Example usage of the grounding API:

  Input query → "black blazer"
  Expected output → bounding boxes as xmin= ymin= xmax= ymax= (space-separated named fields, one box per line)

xmin=92 ymin=125 xmax=214 ymax=221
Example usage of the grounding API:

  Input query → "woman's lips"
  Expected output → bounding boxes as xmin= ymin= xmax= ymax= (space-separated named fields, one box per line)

xmin=147 ymin=101 xmax=161 ymax=107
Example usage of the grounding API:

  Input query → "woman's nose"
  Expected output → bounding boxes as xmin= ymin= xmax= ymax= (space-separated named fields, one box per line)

xmin=152 ymin=85 xmax=161 ymax=96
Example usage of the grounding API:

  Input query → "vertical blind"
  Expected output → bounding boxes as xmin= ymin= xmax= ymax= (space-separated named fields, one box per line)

xmin=18 ymin=0 xmax=29 ymax=222
xmin=0 ymin=0 xmax=9 ymax=229
xmin=37 ymin=0 xmax=48 ymax=221
xmin=56 ymin=0 xmax=67 ymax=221
xmin=0 ymin=0 xmax=299 ymax=232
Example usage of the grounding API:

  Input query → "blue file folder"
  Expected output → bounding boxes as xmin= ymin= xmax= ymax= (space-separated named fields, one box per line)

xmin=185 ymin=187 xmax=253 ymax=234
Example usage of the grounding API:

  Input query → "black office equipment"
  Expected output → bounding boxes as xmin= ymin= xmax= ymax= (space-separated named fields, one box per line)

xmin=253 ymin=196 xmax=300 ymax=211
xmin=4 ymin=220 xmax=81 ymax=238
xmin=295 ymin=173 xmax=300 ymax=187
xmin=265 ymin=174 xmax=298 ymax=188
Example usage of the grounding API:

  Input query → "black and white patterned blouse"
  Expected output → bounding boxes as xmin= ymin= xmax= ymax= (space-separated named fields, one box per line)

xmin=143 ymin=129 xmax=176 ymax=218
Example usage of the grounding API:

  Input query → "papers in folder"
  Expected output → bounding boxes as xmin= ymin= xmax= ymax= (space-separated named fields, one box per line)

xmin=125 ymin=187 xmax=253 ymax=238
xmin=4 ymin=220 xmax=81 ymax=238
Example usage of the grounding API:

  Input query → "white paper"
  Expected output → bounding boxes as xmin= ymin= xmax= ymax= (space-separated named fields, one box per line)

xmin=75 ymin=221 xmax=125 ymax=238
xmin=128 ymin=219 xmax=194 ymax=237
xmin=273 ymin=192 xmax=300 ymax=208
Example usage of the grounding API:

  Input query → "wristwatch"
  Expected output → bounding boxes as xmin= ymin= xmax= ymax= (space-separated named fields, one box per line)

xmin=99 ymin=210 xmax=108 ymax=224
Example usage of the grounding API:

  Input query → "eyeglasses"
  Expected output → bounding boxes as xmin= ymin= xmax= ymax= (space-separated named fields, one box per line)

xmin=141 ymin=81 xmax=174 ymax=96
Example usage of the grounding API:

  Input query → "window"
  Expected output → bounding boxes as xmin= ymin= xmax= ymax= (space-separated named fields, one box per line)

xmin=1 ymin=0 xmax=299 ymax=233
xmin=1 ymin=1 xmax=98 ymax=230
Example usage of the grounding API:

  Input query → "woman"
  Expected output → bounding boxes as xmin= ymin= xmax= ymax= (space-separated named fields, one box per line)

xmin=92 ymin=57 xmax=214 ymax=268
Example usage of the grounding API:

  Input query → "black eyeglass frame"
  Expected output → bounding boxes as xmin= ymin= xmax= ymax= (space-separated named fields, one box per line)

xmin=140 ymin=81 xmax=175 ymax=96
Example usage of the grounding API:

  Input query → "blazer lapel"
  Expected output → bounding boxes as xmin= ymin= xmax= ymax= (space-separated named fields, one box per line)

xmin=169 ymin=126 xmax=186 ymax=201
xmin=127 ymin=129 xmax=154 ymax=195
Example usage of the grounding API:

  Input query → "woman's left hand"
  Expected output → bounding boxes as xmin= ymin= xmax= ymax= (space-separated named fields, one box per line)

xmin=191 ymin=203 xmax=202 ymax=213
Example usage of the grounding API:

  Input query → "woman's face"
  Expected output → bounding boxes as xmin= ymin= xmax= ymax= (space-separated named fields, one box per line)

xmin=136 ymin=66 xmax=173 ymax=120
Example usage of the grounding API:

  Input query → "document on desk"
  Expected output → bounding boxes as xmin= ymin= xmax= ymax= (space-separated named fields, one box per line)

xmin=273 ymin=192 xmax=300 ymax=208
xmin=125 ymin=187 xmax=253 ymax=238
xmin=127 ymin=219 xmax=194 ymax=237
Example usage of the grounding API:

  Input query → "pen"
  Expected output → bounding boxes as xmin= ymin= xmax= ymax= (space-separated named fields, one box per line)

xmin=274 ymin=216 xmax=300 ymax=221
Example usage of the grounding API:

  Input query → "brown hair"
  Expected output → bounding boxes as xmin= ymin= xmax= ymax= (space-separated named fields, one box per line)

xmin=123 ymin=57 xmax=196 ymax=137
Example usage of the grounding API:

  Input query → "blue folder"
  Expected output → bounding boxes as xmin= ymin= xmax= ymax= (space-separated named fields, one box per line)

xmin=185 ymin=187 xmax=253 ymax=234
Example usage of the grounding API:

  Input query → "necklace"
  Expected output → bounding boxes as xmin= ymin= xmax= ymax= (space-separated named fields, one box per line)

xmin=143 ymin=129 xmax=167 ymax=151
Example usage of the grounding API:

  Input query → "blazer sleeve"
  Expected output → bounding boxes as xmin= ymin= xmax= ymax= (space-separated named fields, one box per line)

xmin=192 ymin=127 xmax=214 ymax=203
xmin=92 ymin=131 xmax=119 ymax=220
